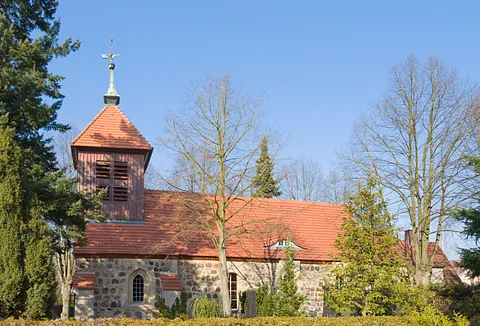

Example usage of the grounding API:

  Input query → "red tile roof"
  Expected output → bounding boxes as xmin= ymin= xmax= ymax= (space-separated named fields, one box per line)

xmin=73 ymin=273 xmax=96 ymax=290
xmin=398 ymin=240 xmax=451 ymax=268
xmin=71 ymin=105 xmax=152 ymax=151
xmin=74 ymin=190 xmax=346 ymax=262
xmin=74 ymin=190 xmax=455 ymax=276
xmin=159 ymin=274 xmax=183 ymax=291
xmin=397 ymin=240 xmax=460 ymax=283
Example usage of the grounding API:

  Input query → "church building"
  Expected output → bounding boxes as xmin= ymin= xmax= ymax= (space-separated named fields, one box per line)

xmin=71 ymin=57 xmax=457 ymax=319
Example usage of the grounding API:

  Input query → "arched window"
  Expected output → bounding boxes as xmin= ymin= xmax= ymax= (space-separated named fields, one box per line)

xmin=229 ymin=273 xmax=238 ymax=311
xmin=132 ymin=274 xmax=144 ymax=303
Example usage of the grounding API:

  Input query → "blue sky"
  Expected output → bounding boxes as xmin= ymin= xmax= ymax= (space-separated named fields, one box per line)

xmin=52 ymin=1 xmax=480 ymax=257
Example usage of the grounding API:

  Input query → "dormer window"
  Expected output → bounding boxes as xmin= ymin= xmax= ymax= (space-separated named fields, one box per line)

xmin=266 ymin=239 xmax=302 ymax=250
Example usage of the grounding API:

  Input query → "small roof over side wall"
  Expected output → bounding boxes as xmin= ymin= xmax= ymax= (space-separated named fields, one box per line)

xmin=159 ymin=274 xmax=183 ymax=291
xmin=73 ymin=273 xmax=96 ymax=290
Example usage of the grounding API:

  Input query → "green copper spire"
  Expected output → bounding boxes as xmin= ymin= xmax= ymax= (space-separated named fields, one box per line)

xmin=102 ymin=39 xmax=120 ymax=105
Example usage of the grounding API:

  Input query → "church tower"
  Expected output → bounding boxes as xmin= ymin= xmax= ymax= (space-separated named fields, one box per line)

xmin=70 ymin=53 xmax=153 ymax=222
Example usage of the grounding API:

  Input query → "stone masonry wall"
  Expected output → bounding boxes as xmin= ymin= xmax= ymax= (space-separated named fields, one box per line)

xmin=76 ymin=258 xmax=178 ymax=318
xmin=75 ymin=257 xmax=332 ymax=318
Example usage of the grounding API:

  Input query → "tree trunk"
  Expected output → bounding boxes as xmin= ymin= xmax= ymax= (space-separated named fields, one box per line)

xmin=217 ymin=237 xmax=231 ymax=317
xmin=415 ymin=267 xmax=430 ymax=286
xmin=61 ymin=280 xmax=72 ymax=320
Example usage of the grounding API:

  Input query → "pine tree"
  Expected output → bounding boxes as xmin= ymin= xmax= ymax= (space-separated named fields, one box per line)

xmin=277 ymin=241 xmax=306 ymax=316
xmin=325 ymin=177 xmax=413 ymax=316
xmin=24 ymin=210 xmax=56 ymax=319
xmin=455 ymin=156 xmax=480 ymax=278
xmin=252 ymin=136 xmax=281 ymax=198
xmin=0 ymin=1 xmax=80 ymax=318
xmin=0 ymin=127 xmax=24 ymax=318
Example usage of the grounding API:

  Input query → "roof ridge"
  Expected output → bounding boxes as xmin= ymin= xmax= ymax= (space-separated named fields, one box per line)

xmin=143 ymin=189 xmax=344 ymax=207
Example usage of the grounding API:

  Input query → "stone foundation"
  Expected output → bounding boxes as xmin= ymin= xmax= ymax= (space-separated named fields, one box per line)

xmin=75 ymin=257 xmax=332 ymax=319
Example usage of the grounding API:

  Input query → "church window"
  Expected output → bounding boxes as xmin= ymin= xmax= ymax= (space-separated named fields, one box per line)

xmin=229 ymin=273 xmax=238 ymax=311
xmin=132 ymin=274 xmax=144 ymax=303
xmin=95 ymin=160 xmax=111 ymax=179
xmin=114 ymin=161 xmax=128 ymax=180
xmin=113 ymin=186 xmax=128 ymax=202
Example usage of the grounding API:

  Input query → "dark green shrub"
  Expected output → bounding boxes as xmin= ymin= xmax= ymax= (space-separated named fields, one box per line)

xmin=434 ymin=283 xmax=480 ymax=325
xmin=192 ymin=297 xmax=221 ymax=318
xmin=239 ymin=291 xmax=248 ymax=315
xmin=157 ymin=294 xmax=188 ymax=320
xmin=276 ymin=244 xmax=306 ymax=316
xmin=158 ymin=298 xmax=171 ymax=319
xmin=256 ymin=284 xmax=277 ymax=316
xmin=171 ymin=294 xmax=188 ymax=319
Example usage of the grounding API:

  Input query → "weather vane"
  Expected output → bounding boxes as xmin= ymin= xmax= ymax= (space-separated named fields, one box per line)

xmin=101 ymin=38 xmax=120 ymax=63
xmin=102 ymin=38 xmax=120 ymax=105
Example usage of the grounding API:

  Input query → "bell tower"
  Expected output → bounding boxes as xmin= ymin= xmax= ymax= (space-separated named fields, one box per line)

xmin=71 ymin=49 xmax=153 ymax=222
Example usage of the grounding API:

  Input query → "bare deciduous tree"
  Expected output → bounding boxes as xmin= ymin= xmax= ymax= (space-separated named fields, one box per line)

xmin=162 ymin=73 xmax=268 ymax=316
xmin=323 ymin=169 xmax=353 ymax=204
xmin=280 ymin=157 xmax=325 ymax=201
xmin=54 ymin=126 xmax=79 ymax=178
xmin=53 ymin=126 xmax=104 ymax=320
xmin=342 ymin=55 xmax=480 ymax=284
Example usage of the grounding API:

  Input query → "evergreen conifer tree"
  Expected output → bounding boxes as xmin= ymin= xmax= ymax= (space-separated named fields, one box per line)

xmin=252 ymin=136 xmax=281 ymax=198
xmin=325 ymin=177 xmax=414 ymax=316
xmin=455 ymin=156 xmax=480 ymax=278
xmin=277 ymin=241 xmax=306 ymax=316
xmin=0 ymin=1 xmax=80 ymax=318
xmin=0 ymin=127 xmax=24 ymax=318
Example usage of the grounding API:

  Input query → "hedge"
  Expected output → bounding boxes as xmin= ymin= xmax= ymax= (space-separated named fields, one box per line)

xmin=0 ymin=316 xmax=450 ymax=326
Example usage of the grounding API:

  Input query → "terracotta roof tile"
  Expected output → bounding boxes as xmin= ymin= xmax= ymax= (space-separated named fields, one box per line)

xmin=398 ymin=240 xmax=455 ymax=269
xmin=74 ymin=191 xmax=456 ymax=276
xmin=71 ymin=105 xmax=152 ymax=151
xmin=74 ymin=190 xmax=346 ymax=262
xmin=73 ymin=273 xmax=96 ymax=290
xmin=159 ymin=274 xmax=183 ymax=291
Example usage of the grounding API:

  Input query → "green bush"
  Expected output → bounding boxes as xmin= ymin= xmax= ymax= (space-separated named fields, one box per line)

xmin=192 ymin=297 xmax=221 ymax=318
xmin=0 ymin=314 xmax=470 ymax=325
xmin=157 ymin=294 xmax=188 ymax=320
xmin=239 ymin=291 xmax=248 ymax=315
xmin=256 ymin=283 xmax=280 ymax=317
xmin=434 ymin=283 xmax=480 ymax=325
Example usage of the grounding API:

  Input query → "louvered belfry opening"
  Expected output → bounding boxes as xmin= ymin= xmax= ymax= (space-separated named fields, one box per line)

xmin=95 ymin=160 xmax=111 ymax=179
xmin=94 ymin=159 xmax=129 ymax=203
xmin=113 ymin=186 xmax=128 ymax=201
xmin=114 ymin=161 xmax=128 ymax=179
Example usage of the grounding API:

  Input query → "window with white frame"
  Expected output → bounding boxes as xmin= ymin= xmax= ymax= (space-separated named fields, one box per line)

xmin=229 ymin=273 xmax=238 ymax=311
xmin=266 ymin=239 xmax=302 ymax=250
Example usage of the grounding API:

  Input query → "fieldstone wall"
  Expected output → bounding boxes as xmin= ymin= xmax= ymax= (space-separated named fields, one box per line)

xmin=76 ymin=258 xmax=178 ymax=318
xmin=299 ymin=263 xmax=332 ymax=317
xmin=75 ymin=257 xmax=332 ymax=319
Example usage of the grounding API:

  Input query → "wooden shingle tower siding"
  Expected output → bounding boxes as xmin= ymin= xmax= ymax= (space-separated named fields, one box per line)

xmin=71 ymin=105 xmax=153 ymax=222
